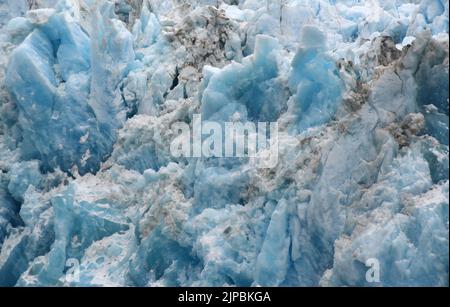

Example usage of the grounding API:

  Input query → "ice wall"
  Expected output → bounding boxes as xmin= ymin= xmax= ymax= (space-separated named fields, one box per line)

xmin=0 ymin=0 xmax=448 ymax=287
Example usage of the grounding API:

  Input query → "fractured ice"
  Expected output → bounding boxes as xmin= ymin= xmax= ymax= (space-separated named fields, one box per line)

xmin=0 ymin=0 xmax=448 ymax=286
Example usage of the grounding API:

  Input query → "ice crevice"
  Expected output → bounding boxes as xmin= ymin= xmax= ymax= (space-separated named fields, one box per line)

xmin=0 ymin=0 xmax=448 ymax=286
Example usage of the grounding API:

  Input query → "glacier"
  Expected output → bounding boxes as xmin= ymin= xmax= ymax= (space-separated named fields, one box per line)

xmin=0 ymin=0 xmax=448 ymax=287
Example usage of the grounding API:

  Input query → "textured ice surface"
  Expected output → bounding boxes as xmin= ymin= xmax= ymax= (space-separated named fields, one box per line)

xmin=0 ymin=0 xmax=448 ymax=287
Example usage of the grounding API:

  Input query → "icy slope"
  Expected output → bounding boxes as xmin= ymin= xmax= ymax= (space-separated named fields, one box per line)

xmin=0 ymin=0 xmax=448 ymax=286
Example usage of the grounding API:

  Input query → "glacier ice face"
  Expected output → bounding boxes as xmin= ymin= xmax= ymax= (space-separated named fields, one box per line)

xmin=4 ymin=2 xmax=137 ymax=175
xmin=0 ymin=0 xmax=448 ymax=287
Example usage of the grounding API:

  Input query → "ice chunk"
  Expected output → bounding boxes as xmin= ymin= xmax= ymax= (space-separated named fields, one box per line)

xmin=254 ymin=199 xmax=291 ymax=286
xmin=18 ymin=184 xmax=129 ymax=286
xmin=5 ymin=6 xmax=135 ymax=174
xmin=201 ymin=35 xmax=286 ymax=122
xmin=7 ymin=161 xmax=42 ymax=202
xmin=132 ymin=6 xmax=160 ymax=48
xmin=288 ymin=26 xmax=343 ymax=132
xmin=5 ymin=17 xmax=34 ymax=44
